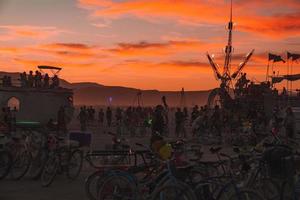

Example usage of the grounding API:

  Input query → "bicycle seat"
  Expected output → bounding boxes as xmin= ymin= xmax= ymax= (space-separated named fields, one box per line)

xmin=69 ymin=139 xmax=80 ymax=147
xmin=192 ymin=160 xmax=217 ymax=165
xmin=121 ymin=144 xmax=130 ymax=149
xmin=191 ymin=144 xmax=202 ymax=149
xmin=209 ymin=147 xmax=222 ymax=154
xmin=59 ymin=139 xmax=80 ymax=148
xmin=57 ymin=136 xmax=65 ymax=141
xmin=177 ymin=165 xmax=194 ymax=172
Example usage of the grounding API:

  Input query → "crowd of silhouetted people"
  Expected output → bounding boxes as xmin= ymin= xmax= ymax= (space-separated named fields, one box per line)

xmin=0 ymin=106 xmax=17 ymax=132
xmin=78 ymin=105 xmax=157 ymax=137
xmin=0 ymin=71 xmax=60 ymax=88
xmin=1 ymin=76 xmax=12 ymax=87
xmin=20 ymin=71 xmax=59 ymax=88
xmin=75 ymin=99 xmax=296 ymax=145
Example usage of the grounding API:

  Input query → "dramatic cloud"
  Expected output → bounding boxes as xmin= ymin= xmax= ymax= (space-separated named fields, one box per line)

xmin=240 ymin=13 xmax=300 ymax=38
xmin=108 ymin=40 xmax=222 ymax=57
xmin=45 ymin=43 xmax=91 ymax=49
xmin=78 ymin=0 xmax=300 ymax=38
xmin=0 ymin=25 xmax=64 ymax=40
xmin=0 ymin=1 xmax=299 ymax=90
xmin=161 ymin=60 xmax=210 ymax=69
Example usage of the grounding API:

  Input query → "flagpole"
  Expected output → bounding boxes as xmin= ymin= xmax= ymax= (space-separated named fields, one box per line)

xmin=287 ymin=58 xmax=289 ymax=94
xmin=290 ymin=60 xmax=294 ymax=96
xmin=266 ymin=60 xmax=270 ymax=81
xmin=271 ymin=62 xmax=274 ymax=77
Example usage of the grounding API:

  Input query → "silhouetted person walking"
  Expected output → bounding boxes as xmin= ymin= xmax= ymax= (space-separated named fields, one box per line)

xmin=98 ymin=108 xmax=104 ymax=126
xmin=175 ymin=108 xmax=184 ymax=137
xmin=284 ymin=107 xmax=295 ymax=140
xmin=152 ymin=105 xmax=165 ymax=135
xmin=78 ymin=107 xmax=87 ymax=131
xmin=44 ymin=73 xmax=49 ymax=88
xmin=106 ymin=107 xmax=112 ymax=127
xmin=28 ymin=71 xmax=34 ymax=87
xmin=57 ymin=106 xmax=67 ymax=134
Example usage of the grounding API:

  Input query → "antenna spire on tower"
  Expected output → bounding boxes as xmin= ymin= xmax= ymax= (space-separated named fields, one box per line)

xmin=223 ymin=0 xmax=234 ymax=82
xmin=230 ymin=0 xmax=233 ymax=23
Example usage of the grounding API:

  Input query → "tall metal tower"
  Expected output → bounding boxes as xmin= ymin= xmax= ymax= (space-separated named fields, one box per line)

xmin=207 ymin=0 xmax=254 ymax=90
xmin=133 ymin=90 xmax=143 ymax=107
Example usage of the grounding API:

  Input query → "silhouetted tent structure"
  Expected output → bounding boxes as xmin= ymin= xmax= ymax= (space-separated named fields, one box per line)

xmin=272 ymin=74 xmax=300 ymax=84
xmin=38 ymin=65 xmax=62 ymax=75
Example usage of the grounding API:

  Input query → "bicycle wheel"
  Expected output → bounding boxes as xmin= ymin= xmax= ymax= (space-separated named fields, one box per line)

xmin=85 ymin=171 xmax=104 ymax=200
xmin=226 ymin=189 xmax=265 ymax=200
xmin=0 ymin=151 xmax=12 ymax=180
xmin=151 ymin=184 xmax=197 ymax=200
xmin=66 ymin=149 xmax=83 ymax=180
xmin=10 ymin=150 xmax=31 ymax=180
xmin=97 ymin=173 xmax=137 ymax=200
xmin=41 ymin=154 xmax=59 ymax=187
xmin=195 ymin=178 xmax=225 ymax=200
xmin=251 ymin=178 xmax=280 ymax=200
xmin=28 ymin=148 xmax=48 ymax=180
xmin=280 ymin=180 xmax=294 ymax=200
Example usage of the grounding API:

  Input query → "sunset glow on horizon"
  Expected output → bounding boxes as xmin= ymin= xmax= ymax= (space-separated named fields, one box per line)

xmin=0 ymin=0 xmax=299 ymax=91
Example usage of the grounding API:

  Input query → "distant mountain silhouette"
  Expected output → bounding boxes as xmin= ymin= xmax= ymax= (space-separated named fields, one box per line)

xmin=0 ymin=71 xmax=211 ymax=107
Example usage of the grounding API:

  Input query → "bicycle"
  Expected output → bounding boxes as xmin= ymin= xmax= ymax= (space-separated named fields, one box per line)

xmin=193 ymin=147 xmax=265 ymax=200
xmin=84 ymin=148 xmax=150 ymax=200
xmin=6 ymin=131 xmax=31 ymax=180
xmin=96 ymin=141 xmax=200 ymax=200
xmin=0 ymin=133 xmax=12 ymax=180
xmin=41 ymin=134 xmax=83 ymax=187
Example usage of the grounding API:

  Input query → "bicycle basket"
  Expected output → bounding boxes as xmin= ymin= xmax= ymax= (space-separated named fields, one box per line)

xmin=263 ymin=146 xmax=295 ymax=179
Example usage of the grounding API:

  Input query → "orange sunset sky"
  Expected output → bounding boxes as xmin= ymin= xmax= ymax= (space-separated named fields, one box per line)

xmin=0 ymin=0 xmax=299 ymax=91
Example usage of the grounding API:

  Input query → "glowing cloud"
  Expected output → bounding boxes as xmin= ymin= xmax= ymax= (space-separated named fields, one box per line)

xmin=0 ymin=25 xmax=64 ymax=40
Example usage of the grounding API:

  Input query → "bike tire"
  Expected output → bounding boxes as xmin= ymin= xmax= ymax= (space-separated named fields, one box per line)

xmin=66 ymin=149 xmax=83 ymax=180
xmin=97 ymin=172 xmax=137 ymax=200
xmin=10 ymin=150 xmax=31 ymax=180
xmin=41 ymin=154 xmax=59 ymax=187
xmin=0 ymin=150 xmax=12 ymax=180
xmin=151 ymin=183 xmax=197 ymax=200
xmin=28 ymin=148 xmax=48 ymax=180
xmin=251 ymin=178 xmax=280 ymax=200
xmin=227 ymin=188 xmax=265 ymax=200
xmin=85 ymin=170 xmax=104 ymax=200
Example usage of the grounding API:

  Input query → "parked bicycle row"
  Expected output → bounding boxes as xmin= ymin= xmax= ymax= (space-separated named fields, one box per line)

xmin=0 ymin=122 xmax=84 ymax=187
xmin=83 ymin=132 xmax=300 ymax=200
xmin=2 ymin=122 xmax=300 ymax=200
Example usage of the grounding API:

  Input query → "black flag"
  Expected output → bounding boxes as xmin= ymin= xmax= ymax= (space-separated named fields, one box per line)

xmin=274 ymin=55 xmax=285 ymax=63
xmin=287 ymin=52 xmax=300 ymax=61
xmin=268 ymin=53 xmax=285 ymax=63
xmin=268 ymin=53 xmax=277 ymax=61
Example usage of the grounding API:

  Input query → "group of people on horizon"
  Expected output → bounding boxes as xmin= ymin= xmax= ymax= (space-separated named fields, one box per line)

xmin=19 ymin=71 xmax=59 ymax=88
xmin=1 ymin=76 xmax=12 ymax=87
xmin=77 ymin=105 xmax=173 ymax=137
xmin=1 ymin=71 xmax=60 ymax=88
xmin=77 ymin=106 xmax=98 ymax=131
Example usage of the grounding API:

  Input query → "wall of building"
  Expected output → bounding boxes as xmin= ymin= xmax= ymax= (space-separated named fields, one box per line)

xmin=0 ymin=87 xmax=74 ymax=124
